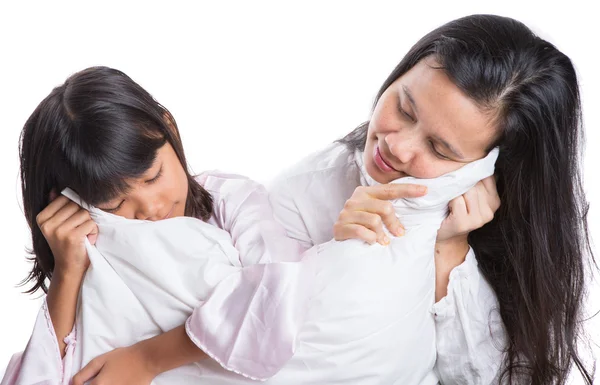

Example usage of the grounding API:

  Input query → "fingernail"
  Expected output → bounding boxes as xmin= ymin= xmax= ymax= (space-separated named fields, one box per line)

xmin=381 ymin=235 xmax=390 ymax=245
xmin=395 ymin=227 xmax=405 ymax=236
xmin=419 ymin=186 xmax=428 ymax=194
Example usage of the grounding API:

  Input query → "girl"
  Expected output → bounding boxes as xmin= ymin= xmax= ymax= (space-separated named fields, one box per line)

xmin=269 ymin=14 xmax=596 ymax=385
xmin=2 ymin=66 xmax=430 ymax=384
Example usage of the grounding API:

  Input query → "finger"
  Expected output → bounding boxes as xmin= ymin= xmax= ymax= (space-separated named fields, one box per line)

xmin=36 ymin=196 xmax=72 ymax=226
xmin=61 ymin=209 xmax=93 ymax=231
xmin=475 ymin=182 xmax=495 ymax=224
xmin=73 ymin=357 xmax=103 ymax=385
xmin=79 ymin=219 xmax=100 ymax=245
xmin=340 ymin=210 xmax=385 ymax=235
xmin=448 ymin=195 xmax=468 ymax=219
xmin=480 ymin=176 xmax=501 ymax=211
xmin=462 ymin=187 xmax=480 ymax=217
xmin=367 ymin=183 xmax=428 ymax=201
xmin=354 ymin=199 xmax=404 ymax=236
xmin=335 ymin=224 xmax=378 ymax=245
xmin=481 ymin=175 xmax=498 ymax=197
xmin=46 ymin=203 xmax=85 ymax=229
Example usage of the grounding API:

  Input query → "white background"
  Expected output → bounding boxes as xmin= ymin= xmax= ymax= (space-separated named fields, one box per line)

xmin=0 ymin=1 xmax=598 ymax=383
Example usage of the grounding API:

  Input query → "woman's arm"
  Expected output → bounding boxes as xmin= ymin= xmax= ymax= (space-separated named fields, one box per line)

xmin=270 ymin=168 xmax=507 ymax=384
xmin=434 ymin=236 xmax=470 ymax=301
xmin=432 ymin=248 xmax=507 ymax=384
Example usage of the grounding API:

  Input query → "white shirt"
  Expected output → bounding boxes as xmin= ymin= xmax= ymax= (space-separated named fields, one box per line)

xmin=268 ymin=142 xmax=507 ymax=385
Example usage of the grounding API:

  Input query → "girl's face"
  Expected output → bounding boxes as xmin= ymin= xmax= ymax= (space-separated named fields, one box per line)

xmin=97 ymin=142 xmax=189 ymax=220
xmin=364 ymin=58 xmax=498 ymax=184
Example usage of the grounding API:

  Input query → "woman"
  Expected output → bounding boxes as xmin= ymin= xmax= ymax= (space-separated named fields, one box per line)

xmin=269 ymin=14 xmax=595 ymax=384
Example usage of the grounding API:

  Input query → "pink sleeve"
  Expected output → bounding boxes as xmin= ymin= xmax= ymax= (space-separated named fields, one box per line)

xmin=185 ymin=247 xmax=316 ymax=380
xmin=200 ymin=171 xmax=305 ymax=265
xmin=1 ymin=300 xmax=77 ymax=385
xmin=184 ymin=172 xmax=314 ymax=379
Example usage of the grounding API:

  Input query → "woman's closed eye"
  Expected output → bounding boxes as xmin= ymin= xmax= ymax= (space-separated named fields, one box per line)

xmin=428 ymin=140 xmax=450 ymax=160
xmin=397 ymin=101 xmax=416 ymax=122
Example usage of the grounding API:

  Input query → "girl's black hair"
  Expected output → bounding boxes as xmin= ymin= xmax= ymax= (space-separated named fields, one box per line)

xmin=20 ymin=66 xmax=213 ymax=294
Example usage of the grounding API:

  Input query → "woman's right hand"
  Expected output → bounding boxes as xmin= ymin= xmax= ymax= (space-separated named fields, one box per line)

xmin=334 ymin=184 xmax=427 ymax=245
xmin=36 ymin=192 xmax=98 ymax=275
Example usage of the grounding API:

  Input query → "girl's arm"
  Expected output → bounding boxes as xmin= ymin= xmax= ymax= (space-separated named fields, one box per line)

xmin=46 ymin=269 xmax=84 ymax=357
xmin=1 ymin=275 xmax=84 ymax=385
xmin=74 ymin=172 xmax=310 ymax=384
xmin=72 ymin=325 xmax=207 ymax=385
xmin=1 ymin=196 xmax=99 ymax=385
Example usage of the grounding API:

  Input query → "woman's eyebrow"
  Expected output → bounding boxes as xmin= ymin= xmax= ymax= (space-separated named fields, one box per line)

xmin=402 ymin=86 xmax=418 ymax=114
xmin=431 ymin=134 xmax=465 ymax=159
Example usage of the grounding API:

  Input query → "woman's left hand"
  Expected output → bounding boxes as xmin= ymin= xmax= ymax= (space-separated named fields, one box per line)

xmin=433 ymin=175 xmax=500 ymax=301
xmin=436 ymin=175 xmax=500 ymax=245
xmin=73 ymin=344 xmax=158 ymax=385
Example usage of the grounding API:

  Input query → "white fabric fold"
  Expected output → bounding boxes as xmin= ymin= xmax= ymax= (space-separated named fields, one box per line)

xmin=62 ymin=188 xmax=313 ymax=382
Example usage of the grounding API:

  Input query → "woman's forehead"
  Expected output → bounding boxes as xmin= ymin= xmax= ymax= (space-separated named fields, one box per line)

xmin=392 ymin=61 xmax=498 ymax=158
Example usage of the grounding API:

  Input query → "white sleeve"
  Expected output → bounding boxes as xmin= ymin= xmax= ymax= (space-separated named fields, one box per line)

xmin=432 ymin=248 xmax=507 ymax=384
xmin=267 ymin=177 xmax=314 ymax=252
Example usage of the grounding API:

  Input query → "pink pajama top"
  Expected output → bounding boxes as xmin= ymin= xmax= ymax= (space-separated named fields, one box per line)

xmin=1 ymin=172 xmax=306 ymax=385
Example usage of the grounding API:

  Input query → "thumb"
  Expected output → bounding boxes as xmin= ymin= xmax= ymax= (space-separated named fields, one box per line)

xmin=73 ymin=356 xmax=104 ymax=385
xmin=87 ymin=232 xmax=98 ymax=245
xmin=87 ymin=226 xmax=99 ymax=245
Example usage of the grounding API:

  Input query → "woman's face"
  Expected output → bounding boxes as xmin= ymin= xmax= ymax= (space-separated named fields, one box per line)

xmin=96 ymin=142 xmax=189 ymax=220
xmin=364 ymin=58 xmax=498 ymax=184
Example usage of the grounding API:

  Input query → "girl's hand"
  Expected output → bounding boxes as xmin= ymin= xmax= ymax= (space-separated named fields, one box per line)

xmin=436 ymin=176 xmax=500 ymax=244
xmin=333 ymin=184 xmax=428 ymax=245
xmin=36 ymin=192 xmax=98 ymax=275
xmin=73 ymin=345 xmax=157 ymax=385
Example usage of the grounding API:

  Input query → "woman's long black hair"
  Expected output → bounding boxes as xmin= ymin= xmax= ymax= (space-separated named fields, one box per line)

xmin=19 ymin=66 xmax=213 ymax=294
xmin=339 ymin=14 xmax=595 ymax=384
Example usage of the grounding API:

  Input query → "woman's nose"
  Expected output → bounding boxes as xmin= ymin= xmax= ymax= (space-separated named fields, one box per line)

xmin=385 ymin=132 xmax=417 ymax=164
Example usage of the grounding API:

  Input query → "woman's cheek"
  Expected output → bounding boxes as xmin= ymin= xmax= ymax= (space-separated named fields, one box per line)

xmin=412 ymin=158 xmax=443 ymax=179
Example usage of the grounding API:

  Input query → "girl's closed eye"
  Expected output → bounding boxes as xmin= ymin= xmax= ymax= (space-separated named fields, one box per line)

xmin=146 ymin=166 xmax=163 ymax=184
xmin=102 ymin=200 xmax=124 ymax=213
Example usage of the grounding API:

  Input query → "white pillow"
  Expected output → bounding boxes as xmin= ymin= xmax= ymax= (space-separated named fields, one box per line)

xmin=63 ymin=148 xmax=497 ymax=385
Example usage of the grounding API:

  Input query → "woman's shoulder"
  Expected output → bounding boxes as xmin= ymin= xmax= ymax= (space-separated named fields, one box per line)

xmin=195 ymin=171 xmax=267 ymax=202
xmin=268 ymin=142 xmax=361 ymax=191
